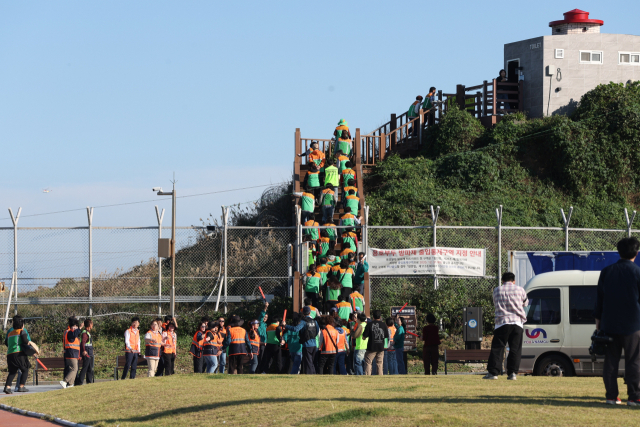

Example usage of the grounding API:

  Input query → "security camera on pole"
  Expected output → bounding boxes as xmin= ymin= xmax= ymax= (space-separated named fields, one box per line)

xmin=154 ymin=178 xmax=177 ymax=318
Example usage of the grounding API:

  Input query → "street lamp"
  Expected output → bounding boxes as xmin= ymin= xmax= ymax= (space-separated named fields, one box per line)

xmin=154 ymin=183 xmax=176 ymax=318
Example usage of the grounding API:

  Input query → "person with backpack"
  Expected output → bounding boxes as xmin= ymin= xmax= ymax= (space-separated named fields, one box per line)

xmin=283 ymin=306 xmax=319 ymax=374
xmin=363 ymin=310 xmax=389 ymax=375
xmin=334 ymin=119 xmax=351 ymax=141
xmin=4 ymin=315 xmax=32 ymax=394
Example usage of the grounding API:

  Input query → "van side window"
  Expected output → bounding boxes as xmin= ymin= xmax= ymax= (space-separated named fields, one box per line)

xmin=569 ymin=286 xmax=596 ymax=324
xmin=525 ymin=288 xmax=561 ymax=325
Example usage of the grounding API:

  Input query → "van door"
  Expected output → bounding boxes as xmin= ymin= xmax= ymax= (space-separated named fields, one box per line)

xmin=564 ymin=285 xmax=602 ymax=374
xmin=524 ymin=288 xmax=565 ymax=374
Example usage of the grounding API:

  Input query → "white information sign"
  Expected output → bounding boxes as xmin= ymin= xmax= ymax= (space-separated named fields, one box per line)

xmin=368 ymin=247 xmax=486 ymax=276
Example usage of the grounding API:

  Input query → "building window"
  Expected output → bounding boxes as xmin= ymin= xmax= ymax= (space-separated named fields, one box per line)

xmin=555 ymin=49 xmax=564 ymax=59
xmin=619 ymin=52 xmax=640 ymax=65
xmin=580 ymin=51 xmax=603 ymax=64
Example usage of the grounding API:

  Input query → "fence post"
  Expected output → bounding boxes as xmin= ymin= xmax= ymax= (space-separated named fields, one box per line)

xmin=418 ymin=109 xmax=424 ymax=147
xmin=476 ymin=92 xmax=482 ymax=118
xmin=363 ymin=205 xmax=369 ymax=254
xmin=86 ymin=207 xmax=94 ymax=316
xmin=495 ymin=205 xmax=503 ymax=288
xmin=390 ymin=114 xmax=397 ymax=150
xmin=8 ymin=208 xmax=21 ymax=315
xmin=218 ymin=206 xmax=229 ymax=314
xmin=155 ymin=206 xmax=165 ymax=317
xmin=561 ymin=207 xmax=573 ymax=251
xmin=625 ymin=208 xmax=637 ymax=238
xmin=437 ymin=90 xmax=443 ymax=121
xmin=492 ymin=79 xmax=497 ymax=116
xmin=482 ymin=80 xmax=488 ymax=116
xmin=456 ymin=84 xmax=466 ymax=111
xmin=287 ymin=243 xmax=292 ymax=297
xmin=430 ymin=205 xmax=440 ymax=289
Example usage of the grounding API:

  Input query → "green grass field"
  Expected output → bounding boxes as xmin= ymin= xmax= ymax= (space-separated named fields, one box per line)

xmin=3 ymin=374 xmax=640 ymax=426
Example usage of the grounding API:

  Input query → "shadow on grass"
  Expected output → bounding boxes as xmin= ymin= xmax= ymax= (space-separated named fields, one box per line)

xmin=310 ymin=408 xmax=393 ymax=426
xmin=82 ymin=395 xmax=612 ymax=425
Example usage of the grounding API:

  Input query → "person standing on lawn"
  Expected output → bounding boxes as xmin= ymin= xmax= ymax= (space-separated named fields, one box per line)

xmin=121 ymin=317 xmax=141 ymax=380
xmin=161 ymin=321 xmax=177 ymax=376
xmin=224 ymin=315 xmax=252 ymax=375
xmin=483 ymin=272 xmax=528 ymax=380
xmin=258 ymin=303 xmax=269 ymax=365
xmin=384 ymin=317 xmax=398 ymax=375
xmin=217 ymin=316 xmax=227 ymax=373
xmin=352 ymin=313 xmax=369 ymax=375
xmin=4 ymin=315 xmax=31 ymax=394
xmin=363 ymin=310 xmax=389 ymax=376
xmin=144 ymin=320 xmax=163 ymax=377
xmin=202 ymin=321 xmax=222 ymax=374
xmin=260 ymin=318 xmax=284 ymax=374
xmin=283 ymin=306 xmax=319 ymax=374
xmin=189 ymin=320 xmax=208 ymax=373
xmin=248 ymin=320 xmax=261 ymax=374
xmin=75 ymin=319 xmax=95 ymax=385
xmin=394 ymin=315 xmax=407 ymax=374
xmin=61 ymin=317 xmax=81 ymax=389
xmin=422 ymin=313 xmax=441 ymax=375
xmin=594 ymin=237 xmax=640 ymax=406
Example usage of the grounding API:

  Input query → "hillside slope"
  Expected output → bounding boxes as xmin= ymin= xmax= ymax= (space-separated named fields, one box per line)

xmin=365 ymin=82 xmax=640 ymax=228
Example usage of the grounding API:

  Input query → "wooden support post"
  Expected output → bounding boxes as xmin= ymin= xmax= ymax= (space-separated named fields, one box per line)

xmin=390 ymin=113 xmax=397 ymax=151
xmin=482 ymin=81 xmax=488 ymax=117
xmin=437 ymin=90 xmax=443 ymax=121
xmin=518 ymin=80 xmax=524 ymax=112
xmin=293 ymin=271 xmax=301 ymax=313
xmin=476 ymin=92 xmax=482 ymax=118
xmin=379 ymin=134 xmax=385 ymax=161
xmin=294 ymin=128 xmax=301 ymax=193
xmin=492 ymin=79 xmax=497 ymax=116
xmin=355 ymin=128 xmax=361 ymax=167
xmin=456 ymin=84 xmax=465 ymax=111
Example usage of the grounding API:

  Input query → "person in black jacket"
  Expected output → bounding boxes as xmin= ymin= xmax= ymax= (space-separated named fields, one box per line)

xmin=362 ymin=310 xmax=389 ymax=375
xmin=594 ymin=237 xmax=640 ymax=405
xmin=4 ymin=315 xmax=31 ymax=394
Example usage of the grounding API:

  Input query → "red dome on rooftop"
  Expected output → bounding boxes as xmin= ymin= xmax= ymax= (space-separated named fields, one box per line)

xmin=549 ymin=9 xmax=603 ymax=27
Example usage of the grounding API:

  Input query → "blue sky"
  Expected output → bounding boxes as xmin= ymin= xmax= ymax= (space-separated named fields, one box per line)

xmin=1 ymin=1 xmax=638 ymax=227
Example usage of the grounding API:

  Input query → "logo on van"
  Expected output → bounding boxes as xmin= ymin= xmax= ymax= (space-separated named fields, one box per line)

xmin=525 ymin=328 xmax=547 ymax=339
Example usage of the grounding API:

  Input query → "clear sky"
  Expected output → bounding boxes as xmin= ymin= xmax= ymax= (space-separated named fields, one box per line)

xmin=2 ymin=1 xmax=638 ymax=227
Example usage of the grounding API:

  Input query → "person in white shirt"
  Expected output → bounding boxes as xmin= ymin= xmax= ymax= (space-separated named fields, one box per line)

xmin=122 ymin=317 xmax=141 ymax=379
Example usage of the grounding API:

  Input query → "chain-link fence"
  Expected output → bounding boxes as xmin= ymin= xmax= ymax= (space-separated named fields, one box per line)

xmin=0 ymin=224 xmax=294 ymax=319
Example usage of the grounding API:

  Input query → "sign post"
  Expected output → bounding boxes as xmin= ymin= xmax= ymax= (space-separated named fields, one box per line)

xmin=390 ymin=305 xmax=418 ymax=351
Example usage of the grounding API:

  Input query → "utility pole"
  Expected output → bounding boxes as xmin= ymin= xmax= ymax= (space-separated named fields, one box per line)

xmin=154 ymin=176 xmax=177 ymax=318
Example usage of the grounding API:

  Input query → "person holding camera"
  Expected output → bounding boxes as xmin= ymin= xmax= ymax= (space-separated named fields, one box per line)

xmin=594 ymin=237 xmax=640 ymax=406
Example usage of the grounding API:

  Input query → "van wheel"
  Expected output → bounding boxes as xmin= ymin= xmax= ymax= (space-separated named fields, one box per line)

xmin=535 ymin=356 xmax=573 ymax=377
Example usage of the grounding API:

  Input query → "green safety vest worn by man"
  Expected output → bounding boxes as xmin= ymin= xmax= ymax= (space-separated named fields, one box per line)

xmin=345 ymin=196 xmax=360 ymax=216
xmin=323 ymin=223 xmax=337 ymax=241
xmin=319 ymin=237 xmax=331 ymax=258
xmin=300 ymin=192 xmax=315 ymax=212
xmin=355 ymin=325 xmax=369 ymax=350
xmin=341 ymin=232 xmax=357 ymax=252
xmin=266 ymin=323 xmax=281 ymax=345
xmin=5 ymin=328 xmax=28 ymax=355
xmin=324 ymin=166 xmax=340 ymax=187
xmin=321 ymin=188 xmax=336 ymax=206
xmin=341 ymin=169 xmax=355 ymax=188
xmin=408 ymin=100 xmax=421 ymax=118
xmin=305 ymin=272 xmax=322 ymax=293
xmin=306 ymin=171 xmax=321 ymax=189
xmin=337 ymin=156 xmax=349 ymax=173
xmin=337 ymin=139 xmax=351 ymax=156
xmin=304 ymin=220 xmax=319 ymax=240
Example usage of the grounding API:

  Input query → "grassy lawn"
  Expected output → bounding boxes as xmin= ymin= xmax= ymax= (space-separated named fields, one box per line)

xmin=3 ymin=374 xmax=640 ymax=426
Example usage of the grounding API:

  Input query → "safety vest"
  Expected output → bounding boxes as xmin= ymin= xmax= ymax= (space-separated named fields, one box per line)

xmin=337 ymin=139 xmax=351 ymax=156
xmin=337 ymin=156 xmax=349 ymax=173
xmin=145 ymin=330 xmax=163 ymax=359
xmin=343 ymin=186 xmax=358 ymax=197
xmin=341 ymin=169 xmax=355 ymax=186
xmin=321 ymin=188 xmax=335 ymax=206
xmin=324 ymin=166 xmax=339 ymax=187
xmin=304 ymin=220 xmax=319 ymax=240
xmin=336 ymin=267 xmax=354 ymax=288
xmin=336 ymin=301 xmax=352 ymax=321
xmin=316 ymin=264 xmax=331 ymax=284
xmin=321 ymin=326 xmax=340 ymax=354
xmin=345 ymin=196 xmax=360 ymax=215
xmin=327 ymin=256 xmax=340 ymax=267
xmin=336 ymin=328 xmax=349 ymax=352
xmin=341 ymin=213 xmax=356 ymax=227
xmin=325 ymin=286 xmax=341 ymax=302
xmin=308 ymin=305 xmax=320 ymax=319
xmin=203 ymin=331 xmax=221 ymax=356
xmin=125 ymin=327 xmax=140 ymax=353
xmin=305 ymin=272 xmax=322 ymax=293
xmin=387 ymin=325 xmax=397 ymax=351
xmin=189 ymin=331 xmax=206 ymax=358
xmin=301 ymin=192 xmax=315 ymax=212
xmin=6 ymin=328 xmax=24 ymax=355
xmin=335 ymin=125 xmax=350 ymax=139
xmin=266 ymin=324 xmax=281 ymax=345
xmin=309 ymin=149 xmax=325 ymax=168
xmin=163 ymin=331 xmax=176 ymax=354
xmin=307 ymin=171 xmax=321 ymax=188
xmin=323 ymin=224 xmax=337 ymax=240
xmin=349 ymin=291 xmax=365 ymax=312
xmin=355 ymin=326 xmax=369 ymax=350
xmin=422 ymin=95 xmax=435 ymax=110
xmin=249 ymin=333 xmax=260 ymax=355
xmin=64 ymin=329 xmax=81 ymax=360
xmin=317 ymin=238 xmax=329 ymax=258
xmin=228 ymin=327 xmax=247 ymax=356
xmin=341 ymin=232 xmax=357 ymax=252
xmin=408 ymin=100 xmax=420 ymax=118
xmin=340 ymin=248 xmax=354 ymax=261
xmin=82 ymin=329 xmax=94 ymax=357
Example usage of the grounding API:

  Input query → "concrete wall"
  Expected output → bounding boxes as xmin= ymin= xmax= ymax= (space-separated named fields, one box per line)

xmin=504 ymin=37 xmax=545 ymax=117
xmin=505 ymin=33 xmax=640 ymax=118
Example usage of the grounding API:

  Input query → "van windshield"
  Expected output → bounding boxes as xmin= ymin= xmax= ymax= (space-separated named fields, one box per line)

xmin=525 ymin=288 xmax=561 ymax=324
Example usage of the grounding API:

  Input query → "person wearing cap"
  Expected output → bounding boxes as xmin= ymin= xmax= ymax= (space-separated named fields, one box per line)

xmin=408 ymin=95 xmax=424 ymax=137
xmin=283 ymin=306 xmax=320 ymax=374
xmin=223 ymin=315 xmax=252 ymax=375
xmin=334 ymin=119 xmax=351 ymax=142
xmin=333 ymin=119 xmax=352 ymax=157
xmin=248 ymin=319 xmax=261 ymax=374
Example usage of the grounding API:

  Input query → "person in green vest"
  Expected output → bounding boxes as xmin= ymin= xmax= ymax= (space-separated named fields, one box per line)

xmin=320 ymin=184 xmax=337 ymax=223
xmin=341 ymin=162 xmax=356 ymax=189
xmin=408 ymin=95 xmax=423 ymax=137
xmin=302 ymin=235 xmax=318 ymax=266
xmin=334 ymin=127 xmax=352 ymax=157
xmin=349 ymin=289 xmax=365 ymax=313
xmin=323 ymin=158 xmax=340 ymax=188
xmin=303 ymin=297 xmax=321 ymax=319
xmin=326 ymin=250 xmax=340 ymax=267
xmin=304 ymin=163 xmax=323 ymax=202
xmin=335 ymin=295 xmax=353 ymax=322
xmin=323 ymin=222 xmax=338 ymax=249
xmin=324 ymin=276 xmax=342 ymax=314
xmin=293 ymin=186 xmax=316 ymax=224
xmin=319 ymin=230 xmax=331 ymax=258
xmin=74 ymin=318 xmax=95 ymax=385
xmin=339 ymin=207 xmax=361 ymax=233
xmin=352 ymin=313 xmax=369 ymax=375
xmin=340 ymin=229 xmax=358 ymax=253
xmin=316 ymin=256 xmax=331 ymax=286
xmin=259 ymin=318 xmax=284 ymax=374
xmin=304 ymin=263 xmax=322 ymax=309
xmin=10 ymin=325 xmax=32 ymax=392
xmin=344 ymin=190 xmax=361 ymax=216
xmin=304 ymin=219 xmax=320 ymax=241
xmin=4 ymin=315 xmax=31 ymax=394
xmin=336 ymin=152 xmax=350 ymax=174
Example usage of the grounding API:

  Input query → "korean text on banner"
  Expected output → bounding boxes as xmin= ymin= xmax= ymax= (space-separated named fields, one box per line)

xmin=367 ymin=247 xmax=486 ymax=276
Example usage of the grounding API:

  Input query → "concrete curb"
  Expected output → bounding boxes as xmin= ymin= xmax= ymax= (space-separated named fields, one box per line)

xmin=0 ymin=404 xmax=93 ymax=427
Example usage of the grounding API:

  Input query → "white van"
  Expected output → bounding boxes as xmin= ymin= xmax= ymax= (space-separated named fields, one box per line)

xmin=519 ymin=270 xmax=621 ymax=377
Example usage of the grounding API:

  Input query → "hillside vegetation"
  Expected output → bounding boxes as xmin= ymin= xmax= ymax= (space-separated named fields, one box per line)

xmin=366 ymin=82 xmax=640 ymax=227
